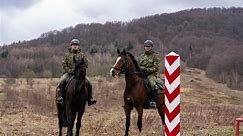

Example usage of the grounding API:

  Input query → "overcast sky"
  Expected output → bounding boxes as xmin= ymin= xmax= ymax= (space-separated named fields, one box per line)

xmin=0 ymin=0 xmax=242 ymax=45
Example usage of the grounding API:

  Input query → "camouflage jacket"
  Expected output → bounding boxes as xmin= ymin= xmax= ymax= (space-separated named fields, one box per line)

xmin=62 ymin=48 xmax=88 ymax=75
xmin=138 ymin=51 xmax=160 ymax=76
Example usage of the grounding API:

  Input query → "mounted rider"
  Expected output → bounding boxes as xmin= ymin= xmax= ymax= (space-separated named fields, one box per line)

xmin=56 ymin=38 xmax=96 ymax=106
xmin=138 ymin=40 xmax=162 ymax=109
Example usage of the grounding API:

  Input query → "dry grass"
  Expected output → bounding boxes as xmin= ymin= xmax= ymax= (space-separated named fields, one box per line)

xmin=1 ymin=78 xmax=56 ymax=114
xmin=181 ymin=103 xmax=243 ymax=130
xmin=0 ymin=68 xmax=243 ymax=135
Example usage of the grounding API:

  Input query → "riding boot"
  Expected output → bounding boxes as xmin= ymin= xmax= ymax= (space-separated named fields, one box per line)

xmin=86 ymin=80 xmax=96 ymax=106
xmin=149 ymin=89 xmax=157 ymax=109
xmin=56 ymin=82 xmax=65 ymax=104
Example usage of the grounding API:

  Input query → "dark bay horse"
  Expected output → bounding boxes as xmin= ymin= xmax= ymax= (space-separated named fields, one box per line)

xmin=56 ymin=58 xmax=88 ymax=136
xmin=110 ymin=49 xmax=165 ymax=136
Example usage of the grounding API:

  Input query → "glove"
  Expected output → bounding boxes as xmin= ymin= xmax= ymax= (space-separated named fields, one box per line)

xmin=140 ymin=66 xmax=147 ymax=73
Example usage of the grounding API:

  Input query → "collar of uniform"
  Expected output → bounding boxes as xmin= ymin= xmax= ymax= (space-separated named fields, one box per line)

xmin=145 ymin=50 xmax=153 ymax=55
xmin=68 ymin=48 xmax=81 ymax=53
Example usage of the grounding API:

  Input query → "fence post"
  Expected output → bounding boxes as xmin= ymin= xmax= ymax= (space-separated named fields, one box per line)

xmin=165 ymin=52 xmax=180 ymax=136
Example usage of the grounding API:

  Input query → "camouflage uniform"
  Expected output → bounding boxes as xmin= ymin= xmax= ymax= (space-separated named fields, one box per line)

xmin=62 ymin=49 xmax=88 ymax=75
xmin=58 ymin=48 xmax=88 ymax=83
xmin=57 ymin=48 xmax=95 ymax=105
xmin=138 ymin=51 xmax=160 ymax=91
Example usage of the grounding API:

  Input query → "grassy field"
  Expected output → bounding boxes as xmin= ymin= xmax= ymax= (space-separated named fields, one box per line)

xmin=0 ymin=68 xmax=243 ymax=136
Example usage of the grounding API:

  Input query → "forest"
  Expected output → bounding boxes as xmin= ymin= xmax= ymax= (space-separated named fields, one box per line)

xmin=0 ymin=7 xmax=243 ymax=90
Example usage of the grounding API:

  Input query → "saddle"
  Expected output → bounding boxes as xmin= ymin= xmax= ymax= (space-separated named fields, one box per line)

xmin=143 ymin=78 xmax=165 ymax=95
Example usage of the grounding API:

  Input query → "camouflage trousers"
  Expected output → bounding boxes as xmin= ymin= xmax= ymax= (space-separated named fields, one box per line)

xmin=147 ymin=75 xmax=163 ymax=91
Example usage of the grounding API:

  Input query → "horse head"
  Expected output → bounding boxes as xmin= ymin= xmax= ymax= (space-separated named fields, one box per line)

xmin=110 ymin=49 xmax=129 ymax=77
xmin=73 ymin=57 xmax=87 ymax=81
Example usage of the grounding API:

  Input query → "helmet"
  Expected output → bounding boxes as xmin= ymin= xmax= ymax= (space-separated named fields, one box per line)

xmin=70 ymin=39 xmax=80 ymax=45
xmin=144 ymin=40 xmax=153 ymax=47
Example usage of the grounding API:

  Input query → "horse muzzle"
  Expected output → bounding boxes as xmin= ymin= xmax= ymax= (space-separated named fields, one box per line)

xmin=110 ymin=68 xmax=115 ymax=77
xmin=110 ymin=68 xmax=121 ymax=77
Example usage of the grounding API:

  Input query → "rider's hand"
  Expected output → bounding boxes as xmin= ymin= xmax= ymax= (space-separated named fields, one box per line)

xmin=140 ymin=66 xmax=147 ymax=73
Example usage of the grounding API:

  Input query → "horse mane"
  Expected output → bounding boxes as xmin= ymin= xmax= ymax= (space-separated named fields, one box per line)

xmin=74 ymin=59 xmax=87 ymax=81
xmin=126 ymin=52 xmax=144 ymax=77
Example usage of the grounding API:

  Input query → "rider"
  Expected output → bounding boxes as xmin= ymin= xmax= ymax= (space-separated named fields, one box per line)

xmin=138 ymin=40 xmax=161 ymax=109
xmin=56 ymin=38 xmax=96 ymax=106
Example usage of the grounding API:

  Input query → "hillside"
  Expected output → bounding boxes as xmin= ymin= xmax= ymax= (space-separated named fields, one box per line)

xmin=0 ymin=68 xmax=243 ymax=135
xmin=0 ymin=7 xmax=243 ymax=90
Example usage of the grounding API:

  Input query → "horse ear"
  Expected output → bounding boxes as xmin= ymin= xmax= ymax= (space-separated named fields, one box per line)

xmin=81 ymin=58 xmax=85 ymax=65
xmin=117 ymin=49 xmax=120 ymax=54
xmin=123 ymin=48 xmax=126 ymax=55
xmin=73 ymin=56 xmax=76 ymax=63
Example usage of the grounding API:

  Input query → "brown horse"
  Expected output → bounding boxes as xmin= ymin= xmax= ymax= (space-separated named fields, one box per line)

xmin=56 ymin=58 xmax=88 ymax=136
xmin=110 ymin=49 xmax=165 ymax=136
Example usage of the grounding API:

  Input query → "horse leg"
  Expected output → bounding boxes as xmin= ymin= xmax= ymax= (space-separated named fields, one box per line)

xmin=66 ymin=109 xmax=76 ymax=136
xmin=57 ymin=105 xmax=63 ymax=136
xmin=157 ymin=105 xmax=165 ymax=135
xmin=123 ymin=106 xmax=132 ymax=136
xmin=157 ymin=106 xmax=165 ymax=125
xmin=135 ymin=106 xmax=143 ymax=133
xmin=156 ymin=99 xmax=165 ymax=125
xmin=155 ymin=96 xmax=165 ymax=136
xmin=75 ymin=107 xmax=85 ymax=136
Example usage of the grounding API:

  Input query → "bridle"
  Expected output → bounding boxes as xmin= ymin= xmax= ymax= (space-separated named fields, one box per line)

xmin=112 ymin=55 xmax=142 ymax=75
xmin=111 ymin=56 xmax=128 ymax=74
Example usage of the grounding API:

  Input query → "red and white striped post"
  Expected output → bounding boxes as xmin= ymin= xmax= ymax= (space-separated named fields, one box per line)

xmin=235 ymin=118 xmax=243 ymax=136
xmin=164 ymin=52 xmax=180 ymax=136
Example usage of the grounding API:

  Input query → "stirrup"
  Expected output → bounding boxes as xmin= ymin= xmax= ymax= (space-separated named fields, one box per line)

xmin=57 ymin=97 xmax=63 ymax=104
xmin=149 ymin=101 xmax=157 ymax=109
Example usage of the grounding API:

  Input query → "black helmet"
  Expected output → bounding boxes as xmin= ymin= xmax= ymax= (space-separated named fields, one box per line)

xmin=70 ymin=39 xmax=80 ymax=45
xmin=144 ymin=40 xmax=153 ymax=47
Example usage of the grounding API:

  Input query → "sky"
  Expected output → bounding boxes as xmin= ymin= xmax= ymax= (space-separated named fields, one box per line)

xmin=0 ymin=0 xmax=243 ymax=45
